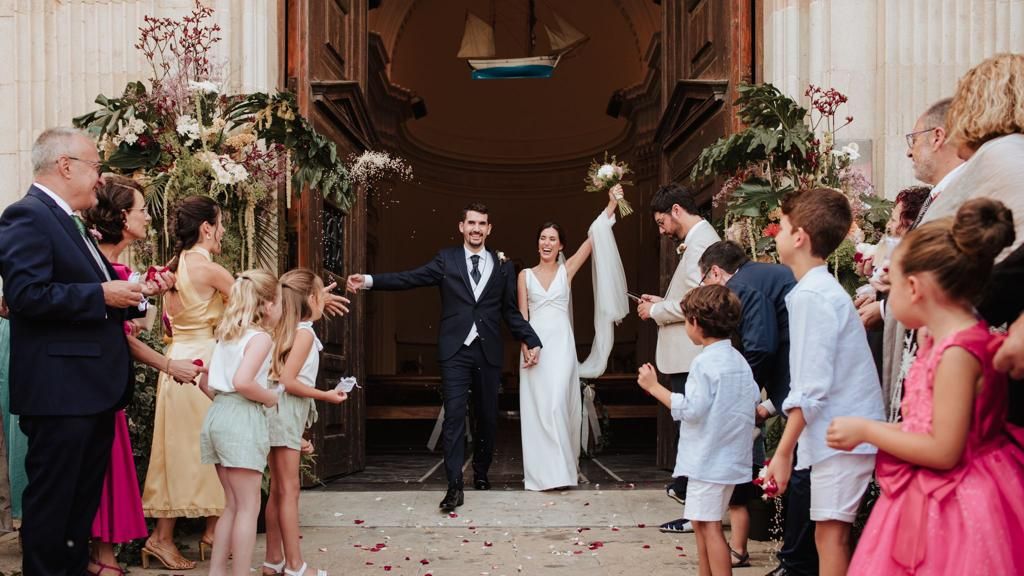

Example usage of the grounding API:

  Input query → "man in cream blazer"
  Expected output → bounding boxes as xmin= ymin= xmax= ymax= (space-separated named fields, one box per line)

xmin=638 ymin=183 xmax=721 ymax=533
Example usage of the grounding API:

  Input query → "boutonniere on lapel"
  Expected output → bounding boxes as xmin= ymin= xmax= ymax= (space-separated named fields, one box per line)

xmin=676 ymin=243 xmax=686 ymax=256
xmin=496 ymin=251 xmax=508 ymax=264
xmin=88 ymin=227 xmax=104 ymax=243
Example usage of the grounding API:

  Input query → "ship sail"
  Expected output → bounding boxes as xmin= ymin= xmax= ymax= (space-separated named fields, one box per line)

xmin=457 ymin=4 xmax=586 ymax=79
xmin=545 ymin=10 xmax=587 ymax=53
xmin=457 ymin=12 xmax=495 ymax=59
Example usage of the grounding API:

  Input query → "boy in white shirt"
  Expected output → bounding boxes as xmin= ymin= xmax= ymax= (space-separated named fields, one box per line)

xmin=638 ymin=285 xmax=759 ymax=576
xmin=763 ymin=188 xmax=885 ymax=576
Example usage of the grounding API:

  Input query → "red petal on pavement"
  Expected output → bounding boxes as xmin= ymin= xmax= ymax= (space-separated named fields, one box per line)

xmin=449 ymin=513 xmax=459 ymax=518
xmin=365 ymin=561 xmax=374 ymax=565
xmin=584 ymin=502 xmax=590 ymax=506
xmin=462 ymin=539 xmax=470 ymax=543
xmin=354 ymin=519 xmax=365 ymax=524
xmin=483 ymin=541 xmax=493 ymax=547
xmin=611 ymin=528 xmax=620 ymax=532
xmin=642 ymin=545 xmax=651 ymax=549
xmin=637 ymin=523 xmax=646 ymax=528
xmin=675 ymin=546 xmax=685 ymax=551
xmin=383 ymin=566 xmax=392 ymax=571
xmin=420 ymin=559 xmax=430 ymax=565
xmin=573 ymin=550 xmax=583 ymax=555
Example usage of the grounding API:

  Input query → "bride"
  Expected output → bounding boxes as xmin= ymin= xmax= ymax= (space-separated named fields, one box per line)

xmin=518 ymin=187 xmax=626 ymax=491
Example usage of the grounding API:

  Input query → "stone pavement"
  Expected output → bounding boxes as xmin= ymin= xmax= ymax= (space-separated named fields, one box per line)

xmin=0 ymin=489 xmax=779 ymax=575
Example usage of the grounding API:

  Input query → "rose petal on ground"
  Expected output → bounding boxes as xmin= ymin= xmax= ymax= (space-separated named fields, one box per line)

xmin=354 ymin=519 xmax=365 ymax=525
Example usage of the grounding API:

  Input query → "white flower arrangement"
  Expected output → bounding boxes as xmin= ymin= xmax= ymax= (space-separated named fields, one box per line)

xmin=198 ymin=151 xmax=249 ymax=185
xmin=188 ymin=80 xmax=220 ymax=94
xmin=176 ymin=114 xmax=202 ymax=146
xmin=113 ymin=116 xmax=148 ymax=146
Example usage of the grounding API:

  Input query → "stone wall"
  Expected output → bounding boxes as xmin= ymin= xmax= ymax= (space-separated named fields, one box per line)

xmin=763 ymin=0 xmax=1024 ymax=198
xmin=0 ymin=0 xmax=279 ymax=209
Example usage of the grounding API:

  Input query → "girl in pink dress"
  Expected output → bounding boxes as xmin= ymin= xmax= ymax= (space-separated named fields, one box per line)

xmin=826 ymin=198 xmax=1024 ymax=575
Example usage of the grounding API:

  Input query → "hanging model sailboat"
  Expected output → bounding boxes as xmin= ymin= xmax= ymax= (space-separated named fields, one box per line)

xmin=457 ymin=6 xmax=588 ymax=80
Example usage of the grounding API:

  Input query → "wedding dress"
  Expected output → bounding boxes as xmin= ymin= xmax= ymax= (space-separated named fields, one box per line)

xmin=519 ymin=263 xmax=582 ymax=491
xmin=519 ymin=213 xmax=627 ymax=491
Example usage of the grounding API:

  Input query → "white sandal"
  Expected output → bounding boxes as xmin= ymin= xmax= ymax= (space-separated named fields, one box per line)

xmin=284 ymin=562 xmax=308 ymax=576
xmin=262 ymin=560 xmax=286 ymax=576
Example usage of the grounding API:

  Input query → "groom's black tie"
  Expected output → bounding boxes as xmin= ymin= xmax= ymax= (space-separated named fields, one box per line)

xmin=470 ymin=254 xmax=481 ymax=284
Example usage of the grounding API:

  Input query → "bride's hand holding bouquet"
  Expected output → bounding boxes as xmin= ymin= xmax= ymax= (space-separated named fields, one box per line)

xmin=585 ymin=154 xmax=633 ymax=217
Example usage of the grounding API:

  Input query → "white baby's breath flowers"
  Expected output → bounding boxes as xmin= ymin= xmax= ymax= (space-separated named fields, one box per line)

xmin=346 ymin=151 xmax=413 ymax=188
xmin=597 ymin=164 xmax=615 ymax=179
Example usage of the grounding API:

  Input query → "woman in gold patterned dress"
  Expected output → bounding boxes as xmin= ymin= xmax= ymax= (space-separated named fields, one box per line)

xmin=141 ymin=196 xmax=234 ymax=570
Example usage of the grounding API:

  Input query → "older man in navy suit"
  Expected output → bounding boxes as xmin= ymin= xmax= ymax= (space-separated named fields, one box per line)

xmin=0 ymin=127 xmax=171 ymax=576
xmin=347 ymin=203 xmax=541 ymax=512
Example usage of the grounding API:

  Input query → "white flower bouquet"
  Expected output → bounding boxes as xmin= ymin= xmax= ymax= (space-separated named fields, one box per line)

xmin=584 ymin=153 xmax=633 ymax=217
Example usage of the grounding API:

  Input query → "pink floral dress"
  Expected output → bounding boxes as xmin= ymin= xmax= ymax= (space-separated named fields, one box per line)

xmin=850 ymin=321 xmax=1024 ymax=574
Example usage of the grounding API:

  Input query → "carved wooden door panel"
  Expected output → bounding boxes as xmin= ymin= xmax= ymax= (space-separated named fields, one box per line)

xmin=286 ymin=0 xmax=375 ymax=481
xmin=652 ymin=0 xmax=756 ymax=469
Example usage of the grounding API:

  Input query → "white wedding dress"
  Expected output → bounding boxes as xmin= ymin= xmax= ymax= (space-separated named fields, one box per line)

xmin=519 ymin=264 xmax=582 ymax=491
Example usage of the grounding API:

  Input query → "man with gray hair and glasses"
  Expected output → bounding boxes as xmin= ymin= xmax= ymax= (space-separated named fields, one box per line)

xmin=0 ymin=127 xmax=172 ymax=575
xmin=872 ymin=99 xmax=966 ymax=420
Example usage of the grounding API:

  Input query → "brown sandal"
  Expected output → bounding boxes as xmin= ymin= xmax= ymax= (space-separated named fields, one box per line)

xmin=141 ymin=541 xmax=196 ymax=570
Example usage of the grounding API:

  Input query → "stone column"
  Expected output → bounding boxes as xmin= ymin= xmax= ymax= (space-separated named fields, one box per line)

xmin=0 ymin=0 xmax=279 ymax=209
xmin=762 ymin=0 xmax=1024 ymax=198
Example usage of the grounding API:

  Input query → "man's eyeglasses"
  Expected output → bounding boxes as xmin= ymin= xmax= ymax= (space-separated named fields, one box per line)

xmin=698 ymin=268 xmax=712 ymax=286
xmin=64 ymin=156 xmax=103 ymax=175
xmin=905 ymin=127 xmax=937 ymax=149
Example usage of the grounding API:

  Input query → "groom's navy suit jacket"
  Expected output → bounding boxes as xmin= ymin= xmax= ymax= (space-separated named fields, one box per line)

xmin=0 ymin=186 xmax=137 ymax=416
xmin=372 ymin=246 xmax=541 ymax=366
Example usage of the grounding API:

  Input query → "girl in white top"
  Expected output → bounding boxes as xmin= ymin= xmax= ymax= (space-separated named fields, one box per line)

xmin=638 ymin=285 xmax=759 ymax=576
xmin=262 ymin=269 xmax=348 ymax=576
xmin=198 ymin=269 xmax=281 ymax=576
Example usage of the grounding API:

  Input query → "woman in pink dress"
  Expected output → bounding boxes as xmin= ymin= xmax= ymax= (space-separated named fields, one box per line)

xmin=826 ymin=198 xmax=1024 ymax=575
xmin=82 ymin=175 xmax=203 ymax=575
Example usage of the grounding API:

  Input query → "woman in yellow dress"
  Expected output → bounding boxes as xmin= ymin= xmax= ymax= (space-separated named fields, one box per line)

xmin=141 ymin=196 xmax=234 ymax=570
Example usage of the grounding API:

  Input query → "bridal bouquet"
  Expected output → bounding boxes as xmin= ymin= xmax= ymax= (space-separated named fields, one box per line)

xmin=585 ymin=153 xmax=633 ymax=217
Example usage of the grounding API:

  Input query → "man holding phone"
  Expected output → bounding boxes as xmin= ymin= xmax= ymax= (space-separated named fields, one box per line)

xmin=636 ymin=183 xmax=721 ymax=534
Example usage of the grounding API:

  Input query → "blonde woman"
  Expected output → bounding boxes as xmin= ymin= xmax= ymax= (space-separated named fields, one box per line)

xmin=923 ymin=53 xmax=1024 ymax=256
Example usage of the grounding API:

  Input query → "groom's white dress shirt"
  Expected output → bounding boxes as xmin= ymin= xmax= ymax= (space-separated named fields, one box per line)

xmin=462 ymin=246 xmax=492 ymax=345
xmin=651 ymin=219 xmax=721 ymax=374
xmin=361 ymin=246 xmax=494 ymax=346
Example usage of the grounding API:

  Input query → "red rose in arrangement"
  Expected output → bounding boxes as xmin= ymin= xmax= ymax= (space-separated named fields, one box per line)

xmin=762 ymin=223 xmax=781 ymax=238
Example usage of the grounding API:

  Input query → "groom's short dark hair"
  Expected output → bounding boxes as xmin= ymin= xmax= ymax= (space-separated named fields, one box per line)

xmin=650 ymin=183 xmax=698 ymax=215
xmin=462 ymin=202 xmax=489 ymax=222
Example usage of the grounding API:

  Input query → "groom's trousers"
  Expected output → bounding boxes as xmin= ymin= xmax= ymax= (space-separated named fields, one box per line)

xmin=439 ymin=339 xmax=501 ymax=486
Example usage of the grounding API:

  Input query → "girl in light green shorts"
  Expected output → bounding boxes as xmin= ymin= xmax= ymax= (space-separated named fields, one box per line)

xmin=261 ymin=269 xmax=349 ymax=576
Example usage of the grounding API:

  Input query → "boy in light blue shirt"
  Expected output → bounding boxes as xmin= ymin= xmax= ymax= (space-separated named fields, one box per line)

xmin=638 ymin=284 xmax=759 ymax=576
xmin=763 ymin=188 xmax=885 ymax=576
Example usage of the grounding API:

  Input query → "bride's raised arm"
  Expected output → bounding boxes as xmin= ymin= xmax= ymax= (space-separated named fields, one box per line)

xmin=565 ymin=186 xmax=620 ymax=281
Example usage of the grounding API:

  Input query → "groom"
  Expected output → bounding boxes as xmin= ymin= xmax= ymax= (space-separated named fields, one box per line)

xmin=347 ymin=203 xmax=541 ymax=511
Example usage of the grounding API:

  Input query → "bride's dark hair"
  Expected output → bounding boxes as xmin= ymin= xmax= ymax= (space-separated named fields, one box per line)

xmin=537 ymin=222 xmax=566 ymax=247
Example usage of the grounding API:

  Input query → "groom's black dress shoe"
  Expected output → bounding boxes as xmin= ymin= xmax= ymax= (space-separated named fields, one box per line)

xmin=439 ymin=486 xmax=464 ymax=512
xmin=473 ymin=476 xmax=491 ymax=490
